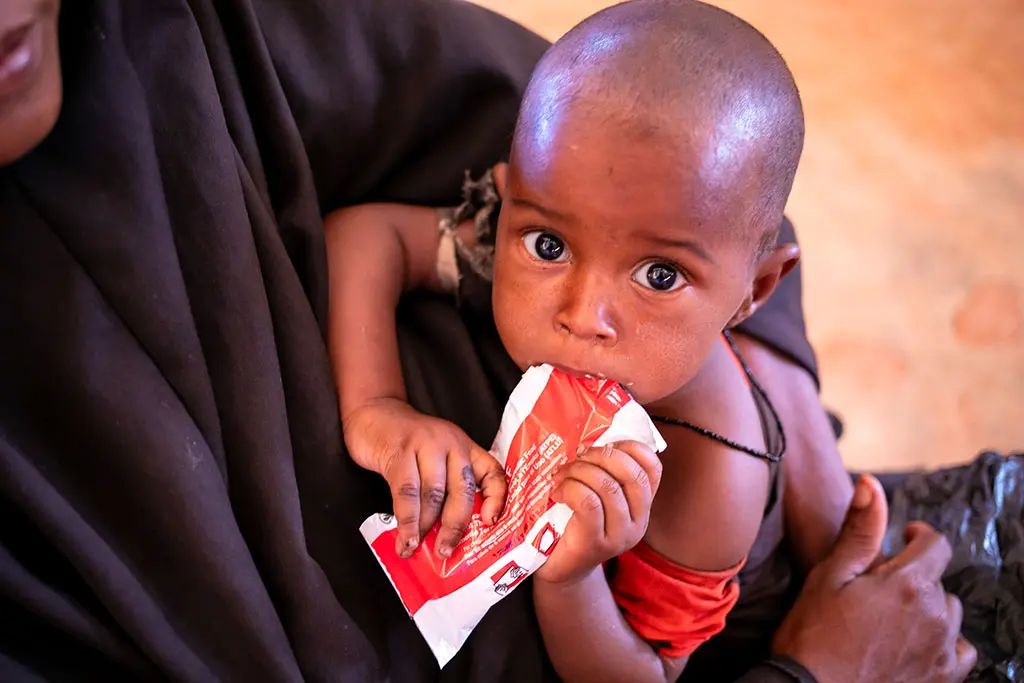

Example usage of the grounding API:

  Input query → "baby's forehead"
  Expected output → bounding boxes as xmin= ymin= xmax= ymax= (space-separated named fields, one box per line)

xmin=515 ymin=105 xmax=761 ymax=216
xmin=508 ymin=135 xmax=763 ymax=260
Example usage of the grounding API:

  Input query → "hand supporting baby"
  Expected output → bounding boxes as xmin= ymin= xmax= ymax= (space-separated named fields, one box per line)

xmin=343 ymin=397 xmax=507 ymax=559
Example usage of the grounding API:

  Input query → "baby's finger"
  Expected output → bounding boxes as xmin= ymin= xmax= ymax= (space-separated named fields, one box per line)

xmin=561 ymin=459 xmax=631 ymax=541
xmin=553 ymin=476 xmax=605 ymax=540
xmin=579 ymin=443 xmax=656 ymax=524
xmin=470 ymin=444 xmax=506 ymax=525
xmin=416 ymin=448 xmax=448 ymax=538
xmin=436 ymin=450 xmax=477 ymax=558
xmin=384 ymin=451 xmax=422 ymax=558
xmin=610 ymin=440 xmax=663 ymax=497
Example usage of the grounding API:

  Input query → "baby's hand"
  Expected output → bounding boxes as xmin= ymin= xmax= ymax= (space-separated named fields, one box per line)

xmin=343 ymin=398 xmax=507 ymax=558
xmin=536 ymin=441 xmax=663 ymax=585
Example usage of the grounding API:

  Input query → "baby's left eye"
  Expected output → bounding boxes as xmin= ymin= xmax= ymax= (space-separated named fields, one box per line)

xmin=632 ymin=262 xmax=684 ymax=292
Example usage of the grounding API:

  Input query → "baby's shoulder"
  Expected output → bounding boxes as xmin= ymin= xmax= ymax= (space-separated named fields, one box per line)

xmin=643 ymin=343 xmax=773 ymax=571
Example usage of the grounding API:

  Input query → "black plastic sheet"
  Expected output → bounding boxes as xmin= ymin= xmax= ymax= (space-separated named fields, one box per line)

xmin=883 ymin=451 xmax=1024 ymax=682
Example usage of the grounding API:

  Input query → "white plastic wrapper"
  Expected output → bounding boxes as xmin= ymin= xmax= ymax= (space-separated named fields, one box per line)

xmin=360 ymin=364 xmax=666 ymax=666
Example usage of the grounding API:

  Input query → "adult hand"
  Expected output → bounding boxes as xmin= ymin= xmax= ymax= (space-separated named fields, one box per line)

xmin=772 ymin=475 xmax=976 ymax=683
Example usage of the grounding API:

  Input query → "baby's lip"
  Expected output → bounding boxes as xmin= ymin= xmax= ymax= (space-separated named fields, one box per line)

xmin=548 ymin=362 xmax=603 ymax=378
xmin=546 ymin=363 xmax=636 ymax=398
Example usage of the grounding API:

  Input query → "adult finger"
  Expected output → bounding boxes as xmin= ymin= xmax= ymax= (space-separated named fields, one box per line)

xmin=558 ymin=459 xmax=630 ymax=540
xmin=470 ymin=443 xmax=507 ymax=525
xmin=416 ymin=448 xmax=448 ymax=538
xmin=877 ymin=522 xmax=951 ymax=584
xmin=940 ymin=595 xmax=971 ymax=679
xmin=435 ymin=451 xmax=477 ymax=558
xmin=817 ymin=474 xmax=888 ymax=588
xmin=945 ymin=593 xmax=963 ymax=633
xmin=953 ymin=636 xmax=977 ymax=682
xmin=578 ymin=444 xmax=655 ymax=525
xmin=383 ymin=450 xmax=422 ymax=558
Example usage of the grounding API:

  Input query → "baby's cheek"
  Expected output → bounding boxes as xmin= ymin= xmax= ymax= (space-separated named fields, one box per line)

xmin=629 ymin=319 xmax=705 ymax=401
xmin=492 ymin=285 xmax=535 ymax=369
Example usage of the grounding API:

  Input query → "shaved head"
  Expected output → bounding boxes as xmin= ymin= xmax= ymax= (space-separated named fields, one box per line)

xmin=512 ymin=0 xmax=804 ymax=254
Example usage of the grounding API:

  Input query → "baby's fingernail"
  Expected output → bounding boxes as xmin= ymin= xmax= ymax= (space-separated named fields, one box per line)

xmin=491 ymin=514 xmax=499 ymax=524
xmin=438 ymin=544 xmax=452 ymax=558
xmin=399 ymin=537 xmax=418 ymax=558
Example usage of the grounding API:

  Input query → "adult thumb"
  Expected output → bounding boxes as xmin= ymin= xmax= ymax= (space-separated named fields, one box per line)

xmin=819 ymin=474 xmax=888 ymax=588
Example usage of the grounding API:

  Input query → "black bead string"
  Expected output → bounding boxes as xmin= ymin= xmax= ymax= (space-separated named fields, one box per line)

xmin=650 ymin=330 xmax=787 ymax=464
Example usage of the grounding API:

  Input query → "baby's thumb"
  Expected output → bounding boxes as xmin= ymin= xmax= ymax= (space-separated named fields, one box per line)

xmin=819 ymin=474 xmax=888 ymax=588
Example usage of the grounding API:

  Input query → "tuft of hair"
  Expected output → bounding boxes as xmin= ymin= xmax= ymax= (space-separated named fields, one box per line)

xmin=514 ymin=0 xmax=804 ymax=257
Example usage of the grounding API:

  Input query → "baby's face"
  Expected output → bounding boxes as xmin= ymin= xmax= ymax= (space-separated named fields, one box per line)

xmin=492 ymin=116 xmax=763 ymax=405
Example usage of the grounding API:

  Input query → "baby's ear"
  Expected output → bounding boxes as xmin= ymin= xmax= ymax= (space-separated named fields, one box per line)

xmin=492 ymin=162 xmax=509 ymax=199
xmin=727 ymin=243 xmax=801 ymax=328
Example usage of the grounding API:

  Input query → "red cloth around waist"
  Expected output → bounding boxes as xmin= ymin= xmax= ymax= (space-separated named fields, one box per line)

xmin=610 ymin=541 xmax=744 ymax=659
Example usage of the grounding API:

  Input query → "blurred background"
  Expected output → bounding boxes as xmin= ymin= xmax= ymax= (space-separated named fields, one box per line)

xmin=471 ymin=0 xmax=1024 ymax=472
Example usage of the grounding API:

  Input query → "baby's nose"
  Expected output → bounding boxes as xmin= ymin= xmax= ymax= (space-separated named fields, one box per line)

xmin=553 ymin=275 xmax=618 ymax=345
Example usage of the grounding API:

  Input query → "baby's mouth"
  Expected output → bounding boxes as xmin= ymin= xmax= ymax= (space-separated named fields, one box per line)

xmin=545 ymin=362 xmax=637 ymax=398
xmin=548 ymin=362 xmax=602 ymax=378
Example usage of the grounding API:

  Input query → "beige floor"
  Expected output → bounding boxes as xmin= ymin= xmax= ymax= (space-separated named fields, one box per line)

xmin=471 ymin=0 xmax=1024 ymax=472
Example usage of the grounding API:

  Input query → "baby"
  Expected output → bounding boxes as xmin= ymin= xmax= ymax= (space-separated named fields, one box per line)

xmin=326 ymin=0 xmax=815 ymax=678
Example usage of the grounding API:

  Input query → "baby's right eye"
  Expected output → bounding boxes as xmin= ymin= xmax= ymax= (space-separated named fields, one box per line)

xmin=522 ymin=230 xmax=570 ymax=263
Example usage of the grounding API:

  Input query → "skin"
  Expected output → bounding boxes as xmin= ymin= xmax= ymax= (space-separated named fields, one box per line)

xmin=773 ymin=475 xmax=977 ymax=683
xmin=492 ymin=109 xmax=797 ymax=408
xmin=325 ymin=106 xmax=974 ymax=682
xmin=0 ymin=0 xmax=61 ymax=166
xmin=501 ymin=98 xmax=792 ymax=679
xmin=327 ymin=204 xmax=508 ymax=559
xmin=0 ymin=0 xmax=972 ymax=677
xmin=330 ymin=94 xmax=800 ymax=679
xmin=732 ymin=335 xmax=855 ymax=571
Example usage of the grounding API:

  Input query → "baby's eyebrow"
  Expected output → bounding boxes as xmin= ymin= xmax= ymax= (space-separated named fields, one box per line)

xmin=641 ymin=233 xmax=715 ymax=264
xmin=510 ymin=197 xmax=573 ymax=223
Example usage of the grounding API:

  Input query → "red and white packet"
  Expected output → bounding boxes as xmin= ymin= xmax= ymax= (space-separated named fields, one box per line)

xmin=359 ymin=364 xmax=666 ymax=666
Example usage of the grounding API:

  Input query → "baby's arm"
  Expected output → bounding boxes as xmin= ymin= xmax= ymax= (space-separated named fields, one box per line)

xmin=731 ymin=334 xmax=853 ymax=571
xmin=533 ymin=437 xmax=769 ymax=683
xmin=324 ymin=204 xmax=505 ymax=558
xmin=533 ymin=344 xmax=770 ymax=682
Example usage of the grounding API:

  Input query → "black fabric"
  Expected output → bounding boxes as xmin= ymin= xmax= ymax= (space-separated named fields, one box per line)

xmin=1 ymin=1 xmax=546 ymax=680
xmin=883 ymin=451 xmax=1024 ymax=683
xmin=0 ymin=1 xmax=814 ymax=680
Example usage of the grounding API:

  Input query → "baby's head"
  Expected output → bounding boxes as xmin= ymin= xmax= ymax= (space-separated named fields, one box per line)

xmin=491 ymin=0 xmax=804 ymax=406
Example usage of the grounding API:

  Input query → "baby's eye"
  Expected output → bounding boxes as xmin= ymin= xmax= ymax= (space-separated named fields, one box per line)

xmin=522 ymin=230 xmax=569 ymax=262
xmin=632 ymin=262 xmax=684 ymax=292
